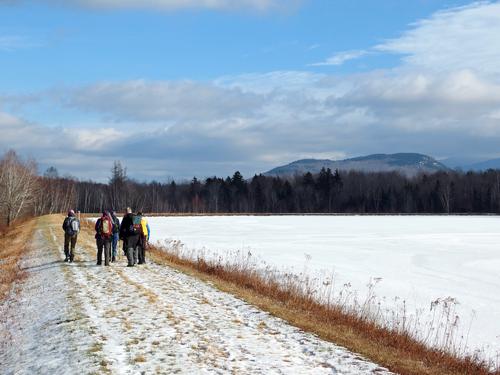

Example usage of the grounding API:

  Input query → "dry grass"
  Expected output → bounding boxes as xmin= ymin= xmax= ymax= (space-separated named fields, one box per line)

xmin=0 ymin=218 xmax=36 ymax=301
xmin=79 ymin=217 xmax=96 ymax=232
xmin=147 ymin=243 xmax=499 ymax=375
xmin=134 ymin=354 xmax=147 ymax=363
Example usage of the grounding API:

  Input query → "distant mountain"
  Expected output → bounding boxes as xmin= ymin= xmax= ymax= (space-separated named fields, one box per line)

xmin=461 ymin=158 xmax=500 ymax=171
xmin=264 ymin=153 xmax=450 ymax=177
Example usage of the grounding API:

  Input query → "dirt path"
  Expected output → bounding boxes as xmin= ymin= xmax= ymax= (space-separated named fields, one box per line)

xmin=0 ymin=216 xmax=394 ymax=374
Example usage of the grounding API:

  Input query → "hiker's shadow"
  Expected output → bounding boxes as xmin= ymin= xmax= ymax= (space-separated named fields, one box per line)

xmin=21 ymin=260 xmax=61 ymax=272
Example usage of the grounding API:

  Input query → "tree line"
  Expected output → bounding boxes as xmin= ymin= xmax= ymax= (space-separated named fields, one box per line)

xmin=1 ymin=149 xmax=500 ymax=225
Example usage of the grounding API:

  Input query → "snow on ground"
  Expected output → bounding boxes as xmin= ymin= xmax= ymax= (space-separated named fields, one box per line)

xmin=148 ymin=215 xmax=500 ymax=359
xmin=0 ymin=217 xmax=393 ymax=374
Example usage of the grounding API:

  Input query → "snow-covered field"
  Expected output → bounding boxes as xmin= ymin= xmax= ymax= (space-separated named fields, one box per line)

xmin=148 ymin=215 xmax=500 ymax=360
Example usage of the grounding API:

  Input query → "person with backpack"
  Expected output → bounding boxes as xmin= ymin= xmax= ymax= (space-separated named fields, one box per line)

xmin=119 ymin=207 xmax=141 ymax=267
xmin=62 ymin=210 xmax=80 ymax=263
xmin=110 ymin=211 xmax=120 ymax=262
xmin=136 ymin=212 xmax=151 ymax=265
xmin=95 ymin=210 xmax=113 ymax=266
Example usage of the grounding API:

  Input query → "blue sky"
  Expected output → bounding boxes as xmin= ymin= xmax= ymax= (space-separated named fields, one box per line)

xmin=1 ymin=0 xmax=499 ymax=181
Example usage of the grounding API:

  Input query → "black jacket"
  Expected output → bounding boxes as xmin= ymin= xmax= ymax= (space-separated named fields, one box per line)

xmin=95 ymin=218 xmax=102 ymax=240
xmin=119 ymin=213 xmax=134 ymax=239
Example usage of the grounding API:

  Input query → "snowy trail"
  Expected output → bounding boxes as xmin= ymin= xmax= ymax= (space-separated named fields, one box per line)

xmin=0 ymin=217 xmax=394 ymax=374
xmin=0 ymin=222 xmax=99 ymax=374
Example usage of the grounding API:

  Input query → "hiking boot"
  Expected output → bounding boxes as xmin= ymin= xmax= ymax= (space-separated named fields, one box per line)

xmin=96 ymin=262 xmax=102 ymax=266
xmin=64 ymin=257 xmax=69 ymax=262
xmin=112 ymin=256 xmax=116 ymax=262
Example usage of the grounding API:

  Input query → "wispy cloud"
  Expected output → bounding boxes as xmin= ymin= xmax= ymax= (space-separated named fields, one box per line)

xmin=0 ymin=35 xmax=41 ymax=51
xmin=312 ymin=2 xmax=500 ymax=74
xmin=310 ymin=49 xmax=368 ymax=66
xmin=375 ymin=1 xmax=500 ymax=75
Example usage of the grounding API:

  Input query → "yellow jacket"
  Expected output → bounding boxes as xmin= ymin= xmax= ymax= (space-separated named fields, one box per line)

xmin=140 ymin=217 xmax=150 ymax=241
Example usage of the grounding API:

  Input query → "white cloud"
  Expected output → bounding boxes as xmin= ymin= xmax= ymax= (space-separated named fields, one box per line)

xmin=310 ymin=50 xmax=368 ymax=66
xmin=59 ymin=80 xmax=265 ymax=122
xmin=70 ymin=128 xmax=128 ymax=151
xmin=335 ymin=69 xmax=500 ymax=133
xmin=375 ymin=1 xmax=500 ymax=76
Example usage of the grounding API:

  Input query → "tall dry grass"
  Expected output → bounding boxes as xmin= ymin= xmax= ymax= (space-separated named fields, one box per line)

xmin=147 ymin=240 xmax=499 ymax=375
xmin=0 ymin=218 xmax=36 ymax=301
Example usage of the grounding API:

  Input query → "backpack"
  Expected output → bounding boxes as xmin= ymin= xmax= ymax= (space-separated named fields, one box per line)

xmin=132 ymin=215 xmax=143 ymax=235
xmin=112 ymin=216 xmax=120 ymax=234
xmin=100 ymin=215 xmax=113 ymax=237
xmin=71 ymin=218 xmax=80 ymax=234
xmin=65 ymin=217 xmax=78 ymax=236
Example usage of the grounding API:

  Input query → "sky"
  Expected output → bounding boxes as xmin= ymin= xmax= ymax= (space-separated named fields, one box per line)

xmin=1 ymin=0 xmax=500 ymax=181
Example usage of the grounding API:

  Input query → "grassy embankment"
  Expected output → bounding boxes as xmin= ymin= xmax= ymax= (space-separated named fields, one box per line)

xmin=78 ymin=217 xmax=498 ymax=375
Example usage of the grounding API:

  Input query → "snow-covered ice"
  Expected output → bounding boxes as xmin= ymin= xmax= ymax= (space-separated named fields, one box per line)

xmin=0 ymin=217 xmax=393 ymax=374
xmin=148 ymin=215 xmax=500 ymax=359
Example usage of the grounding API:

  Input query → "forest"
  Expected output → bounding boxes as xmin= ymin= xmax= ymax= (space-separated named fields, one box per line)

xmin=1 ymin=149 xmax=500 ymax=225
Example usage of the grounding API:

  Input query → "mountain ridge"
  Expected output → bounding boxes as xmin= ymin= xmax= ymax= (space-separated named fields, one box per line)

xmin=460 ymin=158 xmax=500 ymax=171
xmin=264 ymin=153 xmax=450 ymax=177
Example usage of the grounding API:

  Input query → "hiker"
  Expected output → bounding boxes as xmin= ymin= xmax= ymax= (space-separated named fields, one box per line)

xmin=136 ymin=212 xmax=150 ymax=265
xmin=95 ymin=210 xmax=113 ymax=266
xmin=110 ymin=211 xmax=120 ymax=262
xmin=62 ymin=210 xmax=80 ymax=263
xmin=120 ymin=207 xmax=141 ymax=267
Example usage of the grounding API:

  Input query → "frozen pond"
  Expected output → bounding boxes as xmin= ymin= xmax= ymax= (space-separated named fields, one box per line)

xmin=147 ymin=215 xmax=500 ymax=360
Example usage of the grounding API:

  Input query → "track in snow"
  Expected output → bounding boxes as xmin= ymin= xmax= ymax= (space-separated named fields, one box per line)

xmin=0 ymin=218 xmax=394 ymax=374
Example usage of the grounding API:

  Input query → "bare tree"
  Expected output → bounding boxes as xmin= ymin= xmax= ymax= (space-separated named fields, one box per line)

xmin=0 ymin=150 xmax=38 ymax=225
xmin=109 ymin=161 xmax=128 ymax=210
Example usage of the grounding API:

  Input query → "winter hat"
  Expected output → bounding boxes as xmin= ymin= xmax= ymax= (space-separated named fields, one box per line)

xmin=68 ymin=210 xmax=75 ymax=217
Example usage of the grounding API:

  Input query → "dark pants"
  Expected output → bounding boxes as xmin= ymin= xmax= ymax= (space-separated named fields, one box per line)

xmin=138 ymin=244 xmax=145 ymax=264
xmin=124 ymin=235 xmax=140 ymax=267
xmin=64 ymin=233 xmax=78 ymax=262
xmin=96 ymin=237 xmax=111 ymax=266
xmin=138 ymin=236 xmax=147 ymax=264
xmin=111 ymin=233 xmax=119 ymax=258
